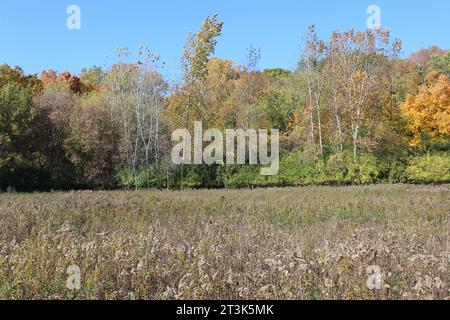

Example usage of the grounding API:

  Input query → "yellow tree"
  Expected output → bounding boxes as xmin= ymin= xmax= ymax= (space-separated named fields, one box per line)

xmin=327 ymin=28 xmax=401 ymax=157
xmin=166 ymin=15 xmax=224 ymax=130
xmin=205 ymin=58 xmax=239 ymax=128
xmin=401 ymin=72 xmax=450 ymax=146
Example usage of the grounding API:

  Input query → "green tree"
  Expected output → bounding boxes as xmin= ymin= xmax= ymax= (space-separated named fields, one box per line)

xmin=0 ymin=64 xmax=42 ymax=95
xmin=0 ymin=83 xmax=35 ymax=162
xmin=263 ymin=68 xmax=292 ymax=81
xmin=80 ymin=66 xmax=107 ymax=93
xmin=167 ymin=14 xmax=224 ymax=129
xmin=0 ymin=83 xmax=40 ymax=190
xmin=427 ymin=51 xmax=450 ymax=76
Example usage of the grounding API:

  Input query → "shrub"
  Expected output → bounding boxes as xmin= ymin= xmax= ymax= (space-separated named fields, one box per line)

xmin=180 ymin=165 xmax=224 ymax=189
xmin=346 ymin=153 xmax=380 ymax=185
xmin=406 ymin=153 xmax=450 ymax=183
xmin=226 ymin=150 xmax=382 ymax=188
xmin=277 ymin=150 xmax=317 ymax=186
xmin=116 ymin=167 xmax=135 ymax=189
xmin=376 ymin=153 xmax=409 ymax=183
xmin=117 ymin=166 xmax=161 ymax=189
xmin=225 ymin=166 xmax=260 ymax=188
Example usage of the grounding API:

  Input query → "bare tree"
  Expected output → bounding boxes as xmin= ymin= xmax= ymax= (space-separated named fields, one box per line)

xmin=327 ymin=29 xmax=401 ymax=158
xmin=300 ymin=25 xmax=326 ymax=157
xmin=230 ymin=45 xmax=264 ymax=130
xmin=106 ymin=46 xmax=168 ymax=189
xmin=34 ymin=82 xmax=77 ymax=171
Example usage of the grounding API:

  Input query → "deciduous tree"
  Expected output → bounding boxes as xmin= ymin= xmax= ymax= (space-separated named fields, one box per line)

xmin=401 ymin=72 xmax=450 ymax=146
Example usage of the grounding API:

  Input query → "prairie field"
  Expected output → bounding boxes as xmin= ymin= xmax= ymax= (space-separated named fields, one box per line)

xmin=0 ymin=184 xmax=448 ymax=300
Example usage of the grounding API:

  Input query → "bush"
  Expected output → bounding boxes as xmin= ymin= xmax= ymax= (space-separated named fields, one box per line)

xmin=406 ymin=153 xmax=450 ymax=183
xmin=312 ymin=152 xmax=380 ymax=185
xmin=277 ymin=150 xmax=317 ymax=186
xmin=180 ymin=165 xmax=224 ymax=189
xmin=180 ymin=168 xmax=205 ymax=189
xmin=225 ymin=166 xmax=260 ymax=189
xmin=0 ymin=165 xmax=53 ymax=192
xmin=117 ymin=166 xmax=161 ymax=189
xmin=226 ymin=150 xmax=382 ymax=188
xmin=346 ymin=153 xmax=380 ymax=184
xmin=376 ymin=154 xmax=408 ymax=183
xmin=117 ymin=152 xmax=450 ymax=190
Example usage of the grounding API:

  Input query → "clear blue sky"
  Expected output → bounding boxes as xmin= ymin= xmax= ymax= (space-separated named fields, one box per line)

xmin=1 ymin=0 xmax=449 ymax=82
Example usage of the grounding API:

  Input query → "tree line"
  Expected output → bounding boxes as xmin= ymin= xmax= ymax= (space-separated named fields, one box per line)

xmin=1 ymin=15 xmax=449 ymax=191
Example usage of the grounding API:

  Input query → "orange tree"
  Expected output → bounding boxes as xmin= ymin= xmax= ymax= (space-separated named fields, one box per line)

xmin=401 ymin=72 xmax=450 ymax=146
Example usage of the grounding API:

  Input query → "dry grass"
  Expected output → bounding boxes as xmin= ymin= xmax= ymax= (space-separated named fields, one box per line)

xmin=0 ymin=184 xmax=448 ymax=300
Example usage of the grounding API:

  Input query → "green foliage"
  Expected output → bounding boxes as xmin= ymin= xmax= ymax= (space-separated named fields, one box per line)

xmin=309 ymin=152 xmax=379 ymax=185
xmin=182 ymin=14 xmax=224 ymax=82
xmin=0 ymin=83 xmax=40 ymax=191
xmin=263 ymin=68 xmax=292 ymax=81
xmin=116 ymin=167 xmax=135 ymax=189
xmin=406 ymin=153 xmax=450 ymax=183
xmin=225 ymin=166 xmax=260 ymax=188
xmin=0 ymin=83 xmax=35 ymax=157
xmin=225 ymin=150 xmax=382 ymax=189
xmin=180 ymin=168 xmax=205 ymax=189
xmin=275 ymin=150 xmax=316 ymax=186
xmin=0 ymin=166 xmax=52 ymax=192
xmin=427 ymin=51 xmax=450 ymax=76
xmin=348 ymin=154 xmax=380 ymax=184
xmin=1 ymin=28 xmax=450 ymax=191
xmin=116 ymin=166 xmax=160 ymax=190
xmin=259 ymin=89 xmax=292 ymax=132
xmin=0 ymin=64 xmax=42 ymax=95
xmin=180 ymin=165 xmax=224 ymax=189
xmin=80 ymin=66 xmax=106 ymax=92
xmin=50 ymin=164 xmax=76 ymax=190
xmin=376 ymin=152 xmax=409 ymax=183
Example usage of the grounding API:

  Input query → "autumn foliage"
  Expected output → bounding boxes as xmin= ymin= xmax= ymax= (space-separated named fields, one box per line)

xmin=401 ymin=72 xmax=450 ymax=146
xmin=41 ymin=70 xmax=82 ymax=93
xmin=0 ymin=16 xmax=449 ymax=191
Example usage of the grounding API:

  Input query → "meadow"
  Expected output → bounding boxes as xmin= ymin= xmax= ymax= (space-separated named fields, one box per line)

xmin=0 ymin=184 xmax=448 ymax=300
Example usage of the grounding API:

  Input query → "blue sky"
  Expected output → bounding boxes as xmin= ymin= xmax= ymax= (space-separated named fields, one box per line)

xmin=0 ymin=0 xmax=449 ymax=82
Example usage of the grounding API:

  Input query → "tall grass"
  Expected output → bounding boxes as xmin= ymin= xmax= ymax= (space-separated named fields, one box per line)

xmin=0 ymin=185 xmax=448 ymax=299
